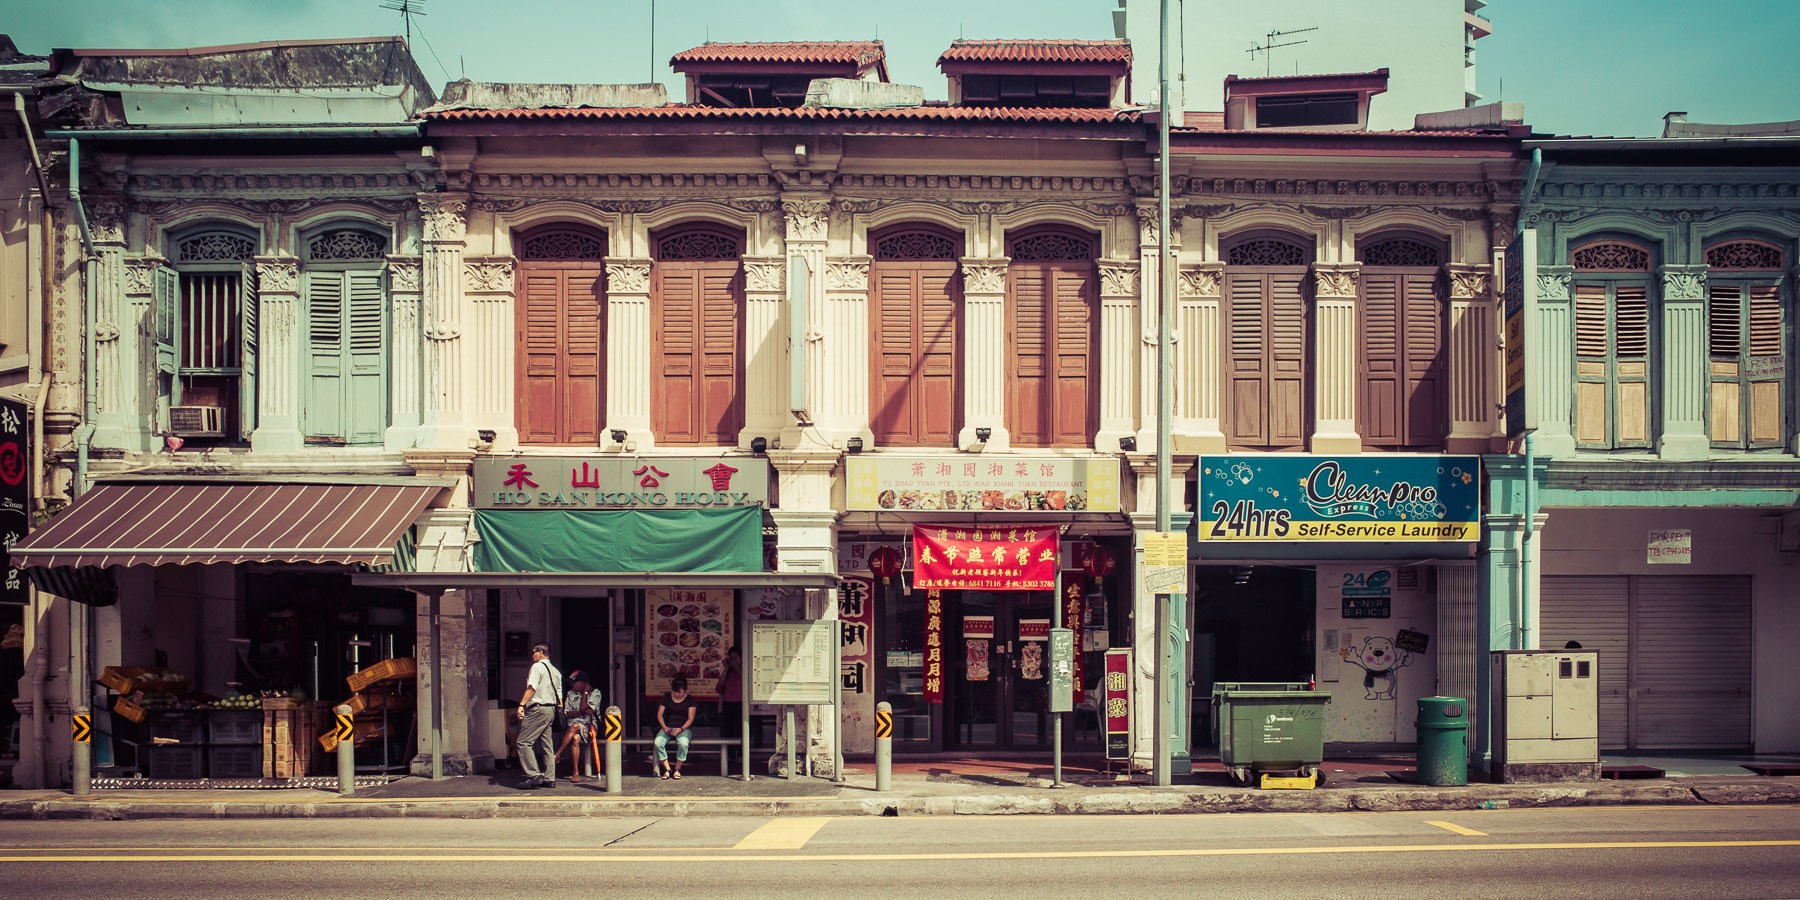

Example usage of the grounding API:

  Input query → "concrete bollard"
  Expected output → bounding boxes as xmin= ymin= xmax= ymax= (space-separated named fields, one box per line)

xmin=334 ymin=704 xmax=355 ymax=796
xmin=875 ymin=701 xmax=893 ymax=792
xmin=604 ymin=706 xmax=622 ymax=795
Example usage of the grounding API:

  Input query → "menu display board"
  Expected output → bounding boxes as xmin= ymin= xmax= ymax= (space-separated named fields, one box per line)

xmin=643 ymin=588 xmax=734 ymax=699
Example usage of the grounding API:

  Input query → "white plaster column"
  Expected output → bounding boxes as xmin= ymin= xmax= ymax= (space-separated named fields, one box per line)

xmin=1310 ymin=263 xmax=1362 ymax=453
xmin=1531 ymin=265 xmax=1577 ymax=456
xmin=1133 ymin=205 xmax=1162 ymax=448
xmin=417 ymin=192 xmax=471 ymax=450
xmin=958 ymin=257 xmax=1011 ymax=451
xmin=119 ymin=255 xmax=166 ymax=447
xmin=1446 ymin=263 xmax=1497 ymax=454
xmin=781 ymin=196 xmax=831 ymax=451
xmin=768 ymin=449 xmax=842 ymax=778
xmin=822 ymin=256 xmax=873 ymax=444
xmin=1096 ymin=260 xmax=1141 ymax=452
xmin=1124 ymin=454 xmax=1195 ymax=771
xmin=250 ymin=255 xmax=303 ymax=452
xmin=1176 ymin=263 xmax=1225 ymax=452
xmin=89 ymin=200 xmax=135 ymax=450
xmin=1657 ymin=264 xmax=1710 ymax=460
xmin=603 ymin=257 xmax=654 ymax=446
xmin=413 ymin=586 xmax=488 ymax=775
xmin=385 ymin=255 xmax=423 ymax=450
xmin=741 ymin=256 xmax=789 ymax=445
xmin=462 ymin=256 xmax=517 ymax=449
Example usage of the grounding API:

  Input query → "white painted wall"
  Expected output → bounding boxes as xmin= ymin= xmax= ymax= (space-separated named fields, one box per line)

xmin=1315 ymin=563 xmax=1439 ymax=743
xmin=1124 ymin=0 xmax=1472 ymax=131
xmin=1539 ymin=507 xmax=1799 ymax=753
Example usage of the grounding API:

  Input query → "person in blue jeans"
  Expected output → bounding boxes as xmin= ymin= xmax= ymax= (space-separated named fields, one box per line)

xmin=654 ymin=676 xmax=697 ymax=779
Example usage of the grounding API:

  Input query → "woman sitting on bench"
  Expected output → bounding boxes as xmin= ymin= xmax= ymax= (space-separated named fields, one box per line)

xmin=654 ymin=676 xmax=697 ymax=779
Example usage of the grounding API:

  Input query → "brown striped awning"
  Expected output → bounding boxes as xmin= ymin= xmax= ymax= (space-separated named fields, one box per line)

xmin=12 ymin=481 xmax=444 ymax=569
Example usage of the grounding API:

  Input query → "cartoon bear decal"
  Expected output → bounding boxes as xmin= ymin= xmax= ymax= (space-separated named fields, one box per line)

xmin=1339 ymin=635 xmax=1414 ymax=701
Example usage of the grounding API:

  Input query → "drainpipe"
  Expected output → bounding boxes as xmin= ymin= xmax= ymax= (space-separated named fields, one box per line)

xmin=67 ymin=137 xmax=96 ymax=796
xmin=1515 ymin=148 xmax=1542 ymax=651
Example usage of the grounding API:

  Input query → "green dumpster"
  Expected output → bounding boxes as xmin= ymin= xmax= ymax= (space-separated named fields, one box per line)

xmin=1416 ymin=696 xmax=1469 ymax=786
xmin=1211 ymin=682 xmax=1332 ymax=787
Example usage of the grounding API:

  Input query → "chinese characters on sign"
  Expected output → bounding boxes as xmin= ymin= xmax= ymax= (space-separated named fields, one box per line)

xmin=473 ymin=457 xmax=769 ymax=509
xmin=912 ymin=525 xmax=1059 ymax=591
xmin=1103 ymin=648 xmax=1132 ymax=761
xmin=845 ymin=455 xmax=1120 ymax=512
xmin=0 ymin=398 xmax=28 ymax=606
xmin=643 ymin=589 xmax=734 ymax=699
xmin=923 ymin=589 xmax=945 ymax=706
xmin=839 ymin=575 xmax=877 ymax=752
xmin=1062 ymin=573 xmax=1087 ymax=709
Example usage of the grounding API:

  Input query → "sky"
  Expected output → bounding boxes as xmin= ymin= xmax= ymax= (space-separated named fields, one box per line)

xmin=6 ymin=0 xmax=1798 ymax=137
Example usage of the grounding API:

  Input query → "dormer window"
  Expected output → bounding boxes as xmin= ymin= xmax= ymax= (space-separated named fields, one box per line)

xmin=1255 ymin=92 xmax=1360 ymax=128
xmin=938 ymin=39 xmax=1130 ymax=108
xmin=1224 ymin=69 xmax=1389 ymax=131
xmin=670 ymin=41 xmax=887 ymax=107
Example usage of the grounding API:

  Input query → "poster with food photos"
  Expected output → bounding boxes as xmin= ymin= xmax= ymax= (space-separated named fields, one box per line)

xmin=644 ymin=589 xmax=734 ymax=699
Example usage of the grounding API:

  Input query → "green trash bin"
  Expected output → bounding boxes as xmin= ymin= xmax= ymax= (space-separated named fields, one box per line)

xmin=1416 ymin=696 xmax=1469 ymax=786
xmin=1212 ymin=682 xmax=1332 ymax=787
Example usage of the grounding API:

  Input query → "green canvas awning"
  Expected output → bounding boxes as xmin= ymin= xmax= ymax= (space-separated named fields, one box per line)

xmin=473 ymin=507 xmax=762 ymax=573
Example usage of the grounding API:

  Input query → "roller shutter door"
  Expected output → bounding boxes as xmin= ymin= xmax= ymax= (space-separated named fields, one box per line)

xmin=1539 ymin=576 xmax=1630 ymax=750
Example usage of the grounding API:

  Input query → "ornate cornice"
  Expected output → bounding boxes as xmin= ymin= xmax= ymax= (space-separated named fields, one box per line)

xmin=1096 ymin=261 xmax=1140 ymax=298
xmin=419 ymin=193 xmax=469 ymax=243
xmin=1184 ymin=177 xmax=1500 ymax=200
xmin=1446 ymin=263 xmax=1493 ymax=300
xmin=1538 ymin=181 xmax=1800 ymax=202
xmin=386 ymin=256 xmax=423 ymax=293
xmin=122 ymin=256 xmax=167 ymax=295
xmin=825 ymin=257 xmax=871 ymax=292
xmin=742 ymin=257 xmax=786 ymax=293
xmin=463 ymin=257 xmax=515 ymax=294
xmin=122 ymin=171 xmax=425 ymax=194
xmin=252 ymin=256 xmax=300 ymax=294
xmin=1312 ymin=263 xmax=1360 ymax=299
xmin=603 ymin=257 xmax=653 ymax=294
xmin=1658 ymin=264 xmax=1708 ymax=302
xmin=960 ymin=258 xmax=1008 ymax=295
xmin=1177 ymin=263 xmax=1223 ymax=299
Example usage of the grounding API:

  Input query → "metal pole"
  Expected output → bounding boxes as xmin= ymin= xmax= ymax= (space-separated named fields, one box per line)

xmin=1051 ymin=568 xmax=1064 ymax=788
xmin=739 ymin=604 xmax=751 ymax=780
xmin=429 ymin=591 xmax=443 ymax=780
xmin=1151 ymin=0 xmax=1177 ymax=789
xmin=335 ymin=704 xmax=355 ymax=796
xmin=785 ymin=707 xmax=796 ymax=780
xmin=604 ymin=705 xmax=622 ymax=794
xmin=832 ymin=620 xmax=844 ymax=784
xmin=70 ymin=601 xmax=89 ymax=795
xmin=875 ymin=701 xmax=892 ymax=792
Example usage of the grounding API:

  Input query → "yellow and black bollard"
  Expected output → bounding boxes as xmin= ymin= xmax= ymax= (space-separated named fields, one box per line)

xmin=874 ymin=702 xmax=893 ymax=792
xmin=334 ymin=704 xmax=356 ymax=795
xmin=604 ymin=706 xmax=623 ymax=794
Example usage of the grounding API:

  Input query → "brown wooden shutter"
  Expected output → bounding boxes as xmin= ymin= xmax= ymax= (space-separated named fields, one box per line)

xmin=1573 ymin=283 xmax=1608 ymax=446
xmin=698 ymin=264 xmax=742 ymax=444
xmin=1358 ymin=273 xmax=1403 ymax=446
xmin=1269 ymin=272 xmax=1307 ymax=448
xmin=1010 ymin=265 xmax=1052 ymax=445
xmin=918 ymin=266 xmax=959 ymax=444
xmin=1401 ymin=273 xmax=1445 ymax=447
xmin=517 ymin=267 xmax=602 ymax=444
xmin=1224 ymin=272 xmax=1269 ymax=447
xmin=654 ymin=266 xmax=700 ymax=443
xmin=871 ymin=262 xmax=959 ymax=445
xmin=1052 ymin=266 xmax=1097 ymax=446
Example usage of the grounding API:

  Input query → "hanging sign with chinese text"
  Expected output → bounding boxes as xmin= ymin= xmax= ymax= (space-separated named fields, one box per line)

xmin=923 ymin=590 xmax=945 ymax=705
xmin=913 ymin=525 xmax=1058 ymax=591
xmin=473 ymin=457 xmax=768 ymax=509
xmin=1062 ymin=572 xmax=1087 ymax=709
xmin=838 ymin=575 xmax=876 ymax=753
xmin=0 ymin=398 xmax=28 ymax=605
xmin=1103 ymin=648 xmax=1132 ymax=760
xmin=847 ymin=456 xmax=1119 ymax=512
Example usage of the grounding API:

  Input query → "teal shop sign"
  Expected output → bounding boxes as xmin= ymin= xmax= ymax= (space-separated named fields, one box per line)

xmin=1198 ymin=456 xmax=1481 ymax=543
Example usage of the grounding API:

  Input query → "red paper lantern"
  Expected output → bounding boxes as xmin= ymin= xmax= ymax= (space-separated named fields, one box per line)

xmin=1080 ymin=545 xmax=1116 ymax=580
xmin=868 ymin=546 xmax=904 ymax=581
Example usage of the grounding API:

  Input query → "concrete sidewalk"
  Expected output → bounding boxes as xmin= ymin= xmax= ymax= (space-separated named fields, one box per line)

xmin=3 ymin=756 xmax=1797 ymax=820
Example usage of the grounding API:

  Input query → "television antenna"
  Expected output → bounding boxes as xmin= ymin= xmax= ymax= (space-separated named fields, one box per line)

xmin=379 ymin=0 xmax=426 ymax=46
xmin=1248 ymin=26 xmax=1317 ymax=77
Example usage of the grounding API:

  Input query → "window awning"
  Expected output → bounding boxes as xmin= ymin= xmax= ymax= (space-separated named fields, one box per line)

xmin=353 ymin=571 xmax=839 ymax=591
xmin=13 ymin=480 xmax=447 ymax=569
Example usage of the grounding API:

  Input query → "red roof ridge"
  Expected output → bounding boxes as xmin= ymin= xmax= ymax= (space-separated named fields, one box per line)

xmin=423 ymin=105 xmax=1140 ymax=124
xmin=669 ymin=40 xmax=886 ymax=68
xmin=938 ymin=39 xmax=1132 ymax=66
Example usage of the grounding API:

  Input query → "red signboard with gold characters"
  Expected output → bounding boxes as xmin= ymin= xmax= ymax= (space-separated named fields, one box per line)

xmin=923 ymin=589 xmax=945 ymax=705
xmin=911 ymin=525 xmax=1058 ymax=591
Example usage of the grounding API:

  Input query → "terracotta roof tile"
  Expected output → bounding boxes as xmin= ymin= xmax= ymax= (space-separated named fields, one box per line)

xmin=424 ymin=105 xmax=1137 ymax=124
xmin=669 ymin=41 xmax=886 ymax=68
xmin=937 ymin=39 xmax=1131 ymax=66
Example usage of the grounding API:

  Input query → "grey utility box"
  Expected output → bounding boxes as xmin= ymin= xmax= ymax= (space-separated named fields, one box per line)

xmin=1489 ymin=650 xmax=1600 ymax=783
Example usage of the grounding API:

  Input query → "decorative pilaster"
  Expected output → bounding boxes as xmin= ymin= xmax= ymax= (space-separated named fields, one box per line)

xmin=1310 ymin=262 xmax=1361 ymax=453
xmin=603 ymin=257 xmax=654 ymax=445
xmin=822 ymin=255 xmax=873 ymax=443
xmin=1133 ymin=204 xmax=1162 ymax=449
xmin=1446 ymin=263 xmax=1497 ymax=453
xmin=780 ymin=196 xmax=831 ymax=451
xmin=462 ymin=256 xmax=517 ymax=449
xmin=385 ymin=256 xmax=423 ymax=450
xmin=417 ymin=192 xmax=471 ymax=450
xmin=1097 ymin=259 xmax=1141 ymax=452
xmin=741 ymin=256 xmax=789 ymax=445
xmin=769 ymin=449 xmax=843 ymax=778
xmin=958 ymin=257 xmax=1010 ymax=451
xmin=249 ymin=255 xmax=303 ymax=452
xmin=1657 ymin=264 xmax=1710 ymax=460
xmin=1531 ymin=265 xmax=1577 ymax=456
xmin=88 ymin=199 xmax=134 ymax=449
xmin=1176 ymin=263 xmax=1225 ymax=452
xmin=118 ymin=255 xmax=166 ymax=449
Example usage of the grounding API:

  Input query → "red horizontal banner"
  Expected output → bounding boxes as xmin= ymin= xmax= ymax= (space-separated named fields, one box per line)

xmin=912 ymin=525 xmax=1058 ymax=591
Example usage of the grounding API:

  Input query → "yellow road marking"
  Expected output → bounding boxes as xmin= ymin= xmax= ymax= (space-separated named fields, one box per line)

xmin=1423 ymin=820 xmax=1487 ymax=836
xmin=2 ymin=839 xmax=1795 ymax=864
xmin=733 ymin=817 xmax=833 ymax=850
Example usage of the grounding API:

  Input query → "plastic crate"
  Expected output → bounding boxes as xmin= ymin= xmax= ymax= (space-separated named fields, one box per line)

xmin=146 ymin=745 xmax=205 ymax=779
xmin=207 ymin=744 xmax=264 ymax=779
xmin=149 ymin=711 xmax=206 ymax=744
xmin=208 ymin=709 xmax=262 ymax=745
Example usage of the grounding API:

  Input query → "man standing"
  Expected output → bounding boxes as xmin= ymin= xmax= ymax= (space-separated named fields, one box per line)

xmin=515 ymin=642 xmax=562 ymax=789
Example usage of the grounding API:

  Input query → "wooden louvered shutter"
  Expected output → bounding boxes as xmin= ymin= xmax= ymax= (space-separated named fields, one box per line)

xmin=344 ymin=269 xmax=387 ymax=445
xmin=697 ymin=264 xmax=742 ymax=444
xmin=917 ymin=265 xmax=959 ymax=444
xmin=1714 ymin=283 xmax=1787 ymax=448
xmin=654 ymin=266 xmax=699 ymax=443
xmin=872 ymin=267 xmax=918 ymax=443
xmin=1051 ymin=266 xmax=1096 ymax=446
xmin=1573 ymin=283 xmax=1608 ymax=446
xmin=1269 ymin=272 xmax=1307 ymax=449
xmin=1009 ymin=265 xmax=1051 ymax=445
xmin=1746 ymin=285 xmax=1784 ymax=447
xmin=304 ymin=270 xmax=346 ymax=441
xmin=1708 ymin=284 xmax=1743 ymax=445
xmin=872 ymin=263 xmax=959 ymax=446
xmin=239 ymin=265 xmax=259 ymax=439
xmin=155 ymin=267 xmax=180 ymax=376
xmin=1224 ymin=272 xmax=1268 ymax=447
xmin=517 ymin=267 xmax=602 ymax=444
xmin=1401 ymin=273 xmax=1445 ymax=446
xmin=1358 ymin=273 xmax=1403 ymax=446
xmin=1613 ymin=283 xmax=1650 ymax=447
xmin=563 ymin=270 xmax=603 ymax=444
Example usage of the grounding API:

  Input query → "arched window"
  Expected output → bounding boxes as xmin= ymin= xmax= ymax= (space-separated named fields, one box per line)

xmin=871 ymin=227 xmax=962 ymax=446
xmin=656 ymin=229 xmax=741 ymax=261
xmin=1224 ymin=235 xmax=1308 ymax=267
xmin=653 ymin=226 xmax=745 ymax=444
xmin=1570 ymin=238 xmax=1654 ymax=449
xmin=1220 ymin=231 xmax=1313 ymax=449
xmin=1359 ymin=235 xmax=1444 ymax=268
xmin=1356 ymin=234 xmax=1447 ymax=448
xmin=1009 ymin=231 xmax=1095 ymax=262
xmin=1705 ymin=239 xmax=1788 ymax=449
xmin=1571 ymin=240 xmax=1651 ymax=272
xmin=1006 ymin=228 xmax=1097 ymax=446
xmin=304 ymin=228 xmax=388 ymax=262
xmin=516 ymin=225 xmax=607 ymax=444
xmin=166 ymin=227 xmax=260 ymax=443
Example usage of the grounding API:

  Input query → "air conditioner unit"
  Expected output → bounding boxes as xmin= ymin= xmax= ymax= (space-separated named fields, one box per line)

xmin=169 ymin=405 xmax=225 ymax=437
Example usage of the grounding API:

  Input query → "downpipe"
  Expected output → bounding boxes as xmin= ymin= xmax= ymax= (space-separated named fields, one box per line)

xmin=68 ymin=137 xmax=96 ymax=795
xmin=1513 ymin=148 xmax=1542 ymax=652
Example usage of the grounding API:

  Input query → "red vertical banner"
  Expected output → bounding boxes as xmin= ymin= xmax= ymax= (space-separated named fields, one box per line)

xmin=1103 ymin=648 xmax=1132 ymax=760
xmin=923 ymin=589 xmax=945 ymax=705
xmin=913 ymin=525 xmax=1058 ymax=590
xmin=1062 ymin=572 xmax=1087 ymax=710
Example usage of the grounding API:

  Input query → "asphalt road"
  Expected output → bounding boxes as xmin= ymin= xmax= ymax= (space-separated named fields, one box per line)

xmin=3 ymin=805 xmax=1796 ymax=898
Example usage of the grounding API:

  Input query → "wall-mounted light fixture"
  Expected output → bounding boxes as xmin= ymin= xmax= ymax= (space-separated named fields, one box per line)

xmin=1118 ymin=436 xmax=1137 ymax=452
xmin=610 ymin=429 xmax=628 ymax=444
xmin=975 ymin=427 xmax=992 ymax=443
xmin=750 ymin=436 xmax=768 ymax=455
xmin=846 ymin=436 xmax=863 ymax=453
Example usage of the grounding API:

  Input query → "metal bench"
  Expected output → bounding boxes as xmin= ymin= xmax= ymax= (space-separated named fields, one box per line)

xmin=620 ymin=736 xmax=741 ymax=777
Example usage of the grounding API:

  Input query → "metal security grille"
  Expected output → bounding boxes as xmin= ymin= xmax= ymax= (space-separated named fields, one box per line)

xmin=181 ymin=272 xmax=242 ymax=371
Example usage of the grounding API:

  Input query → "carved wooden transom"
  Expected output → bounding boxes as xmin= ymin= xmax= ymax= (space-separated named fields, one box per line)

xmin=176 ymin=231 xmax=256 ymax=263
xmin=305 ymin=229 xmax=388 ymax=261
xmin=1361 ymin=237 xmax=1443 ymax=267
xmin=520 ymin=230 xmax=606 ymax=260
xmin=874 ymin=231 xmax=958 ymax=261
xmin=1571 ymin=240 xmax=1650 ymax=271
xmin=1009 ymin=232 xmax=1094 ymax=262
xmin=656 ymin=230 xmax=741 ymax=261
xmin=1224 ymin=237 xmax=1308 ymax=267
xmin=1705 ymin=240 xmax=1784 ymax=270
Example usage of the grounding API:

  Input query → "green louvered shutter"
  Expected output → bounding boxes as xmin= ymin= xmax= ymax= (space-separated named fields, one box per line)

xmin=239 ymin=265 xmax=259 ymax=440
xmin=344 ymin=268 xmax=388 ymax=445
xmin=304 ymin=270 xmax=346 ymax=441
xmin=154 ymin=267 xmax=180 ymax=376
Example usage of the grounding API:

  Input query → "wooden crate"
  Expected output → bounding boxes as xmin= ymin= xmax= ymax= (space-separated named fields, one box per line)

xmin=112 ymin=694 xmax=147 ymax=724
xmin=346 ymin=657 xmax=417 ymax=692
xmin=263 ymin=702 xmax=323 ymax=779
xmin=101 ymin=666 xmax=189 ymax=696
